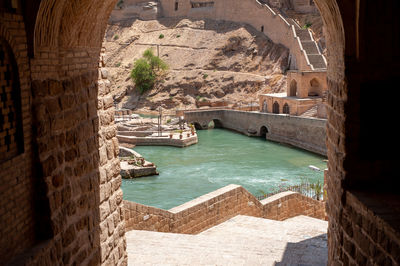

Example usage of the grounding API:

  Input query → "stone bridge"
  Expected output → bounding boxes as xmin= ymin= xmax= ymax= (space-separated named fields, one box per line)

xmin=185 ymin=109 xmax=327 ymax=156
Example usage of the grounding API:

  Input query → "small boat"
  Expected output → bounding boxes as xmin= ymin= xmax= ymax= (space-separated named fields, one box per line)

xmin=309 ymin=165 xmax=321 ymax=171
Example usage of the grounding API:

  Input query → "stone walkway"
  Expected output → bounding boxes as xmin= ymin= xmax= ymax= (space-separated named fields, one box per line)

xmin=126 ymin=215 xmax=328 ymax=265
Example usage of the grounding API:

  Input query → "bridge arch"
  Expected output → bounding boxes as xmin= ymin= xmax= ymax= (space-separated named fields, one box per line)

xmin=193 ymin=122 xmax=202 ymax=130
xmin=209 ymin=119 xmax=223 ymax=129
xmin=259 ymin=125 xmax=269 ymax=139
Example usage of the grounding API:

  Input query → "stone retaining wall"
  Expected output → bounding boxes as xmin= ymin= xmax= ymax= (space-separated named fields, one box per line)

xmin=123 ymin=184 xmax=325 ymax=234
xmin=185 ymin=109 xmax=327 ymax=156
xmin=117 ymin=134 xmax=198 ymax=147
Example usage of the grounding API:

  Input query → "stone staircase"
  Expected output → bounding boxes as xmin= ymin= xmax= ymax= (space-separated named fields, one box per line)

xmin=256 ymin=0 xmax=327 ymax=70
xmin=300 ymin=105 xmax=318 ymax=117
xmin=126 ymin=215 xmax=328 ymax=265
xmin=294 ymin=28 xmax=327 ymax=70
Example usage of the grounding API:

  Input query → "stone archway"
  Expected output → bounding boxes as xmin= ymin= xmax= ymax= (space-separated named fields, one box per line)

xmin=289 ymin=79 xmax=297 ymax=96
xmin=3 ymin=0 xmax=400 ymax=265
xmin=283 ymin=103 xmax=290 ymax=114
xmin=273 ymin=101 xmax=280 ymax=114
xmin=309 ymin=78 xmax=321 ymax=96
xmin=262 ymin=100 xmax=267 ymax=112
xmin=212 ymin=119 xmax=223 ymax=128
xmin=193 ymin=122 xmax=202 ymax=130
xmin=259 ymin=126 xmax=269 ymax=138
xmin=29 ymin=0 xmax=126 ymax=265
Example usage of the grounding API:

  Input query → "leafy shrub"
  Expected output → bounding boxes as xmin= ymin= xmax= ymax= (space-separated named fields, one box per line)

xmin=203 ymin=73 xmax=208 ymax=79
xmin=130 ymin=58 xmax=154 ymax=94
xmin=159 ymin=34 xmax=165 ymax=39
xmin=130 ymin=48 xmax=168 ymax=94
xmin=113 ymin=34 xmax=119 ymax=40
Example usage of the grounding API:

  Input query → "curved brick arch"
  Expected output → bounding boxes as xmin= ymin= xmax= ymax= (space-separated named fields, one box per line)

xmin=2 ymin=0 xmax=400 ymax=265
xmin=16 ymin=0 xmax=348 ymax=265
xmin=33 ymin=0 xmax=117 ymax=79
xmin=0 ymin=13 xmax=54 ymax=263
xmin=34 ymin=0 xmax=116 ymax=49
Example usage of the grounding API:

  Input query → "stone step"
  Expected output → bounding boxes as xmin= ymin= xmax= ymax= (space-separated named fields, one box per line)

xmin=301 ymin=106 xmax=318 ymax=117
xmin=307 ymin=54 xmax=327 ymax=69
xmin=126 ymin=215 xmax=328 ymax=265
xmin=200 ymin=215 xmax=327 ymax=240
xmin=295 ymin=29 xmax=312 ymax=41
xmin=301 ymin=40 xmax=320 ymax=54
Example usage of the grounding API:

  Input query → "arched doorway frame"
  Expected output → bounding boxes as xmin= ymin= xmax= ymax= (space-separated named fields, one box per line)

xmin=259 ymin=125 xmax=269 ymax=138
xmin=283 ymin=103 xmax=290 ymax=114
xmin=29 ymin=0 xmax=350 ymax=264
xmin=273 ymin=101 xmax=280 ymax=114
xmin=309 ymin=77 xmax=322 ymax=96
xmin=289 ymin=79 xmax=297 ymax=97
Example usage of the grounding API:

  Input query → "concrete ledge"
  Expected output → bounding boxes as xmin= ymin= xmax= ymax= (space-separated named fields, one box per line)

xmin=123 ymin=184 xmax=326 ymax=234
xmin=117 ymin=133 xmax=198 ymax=147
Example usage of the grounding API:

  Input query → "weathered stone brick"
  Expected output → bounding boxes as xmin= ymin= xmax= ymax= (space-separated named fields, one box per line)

xmin=62 ymin=225 xmax=76 ymax=247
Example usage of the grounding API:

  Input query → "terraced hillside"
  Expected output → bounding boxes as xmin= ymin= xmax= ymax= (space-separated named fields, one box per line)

xmin=104 ymin=18 xmax=290 ymax=112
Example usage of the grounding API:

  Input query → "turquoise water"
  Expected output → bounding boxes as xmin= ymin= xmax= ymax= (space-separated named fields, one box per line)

xmin=121 ymin=129 xmax=327 ymax=210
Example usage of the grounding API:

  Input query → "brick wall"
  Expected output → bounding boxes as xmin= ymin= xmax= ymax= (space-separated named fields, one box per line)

xmin=0 ymin=13 xmax=37 ymax=264
xmin=123 ymin=184 xmax=326 ymax=234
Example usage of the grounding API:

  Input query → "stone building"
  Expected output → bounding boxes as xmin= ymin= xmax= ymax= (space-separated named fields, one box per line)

xmin=259 ymin=70 xmax=327 ymax=117
xmin=0 ymin=0 xmax=399 ymax=265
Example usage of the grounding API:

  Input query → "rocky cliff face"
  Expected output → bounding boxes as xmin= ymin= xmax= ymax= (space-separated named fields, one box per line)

xmin=104 ymin=18 xmax=289 ymax=113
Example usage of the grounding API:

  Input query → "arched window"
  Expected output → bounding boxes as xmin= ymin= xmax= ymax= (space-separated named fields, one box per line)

xmin=175 ymin=1 xmax=179 ymax=11
xmin=261 ymin=26 xmax=264 ymax=32
xmin=309 ymin=78 xmax=321 ymax=96
xmin=262 ymin=100 xmax=267 ymax=112
xmin=283 ymin=103 xmax=290 ymax=114
xmin=273 ymin=101 xmax=280 ymax=114
xmin=0 ymin=38 xmax=24 ymax=162
xmin=289 ymin=80 xmax=297 ymax=97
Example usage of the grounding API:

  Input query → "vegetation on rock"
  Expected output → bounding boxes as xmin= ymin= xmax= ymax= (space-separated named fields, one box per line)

xmin=130 ymin=48 xmax=168 ymax=94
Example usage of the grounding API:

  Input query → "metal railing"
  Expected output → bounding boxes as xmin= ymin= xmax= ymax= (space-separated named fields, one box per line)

xmin=256 ymin=181 xmax=324 ymax=201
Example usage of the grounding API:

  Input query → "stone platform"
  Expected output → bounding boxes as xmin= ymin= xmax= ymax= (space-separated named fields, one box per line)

xmin=126 ymin=215 xmax=328 ymax=265
xmin=117 ymin=133 xmax=198 ymax=148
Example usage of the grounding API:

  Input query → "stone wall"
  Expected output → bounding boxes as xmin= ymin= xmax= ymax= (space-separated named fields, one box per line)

xmin=0 ymin=12 xmax=38 ymax=263
xmin=123 ymin=184 xmax=326 ymax=233
xmin=0 ymin=1 xmax=128 ymax=264
xmin=290 ymin=0 xmax=318 ymax=13
xmin=159 ymin=0 xmax=317 ymax=71
xmin=258 ymin=93 xmax=322 ymax=116
xmin=339 ymin=191 xmax=400 ymax=264
xmin=185 ymin=109 xmax=327 ymax=155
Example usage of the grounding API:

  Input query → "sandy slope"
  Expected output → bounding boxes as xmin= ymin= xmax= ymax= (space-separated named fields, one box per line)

xmin=104 ymin=18 xmax=289 ymax=113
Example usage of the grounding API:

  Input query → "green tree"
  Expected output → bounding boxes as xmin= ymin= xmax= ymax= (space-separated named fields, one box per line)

xmin=131 ymin=48 xmax=168 ymax=94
